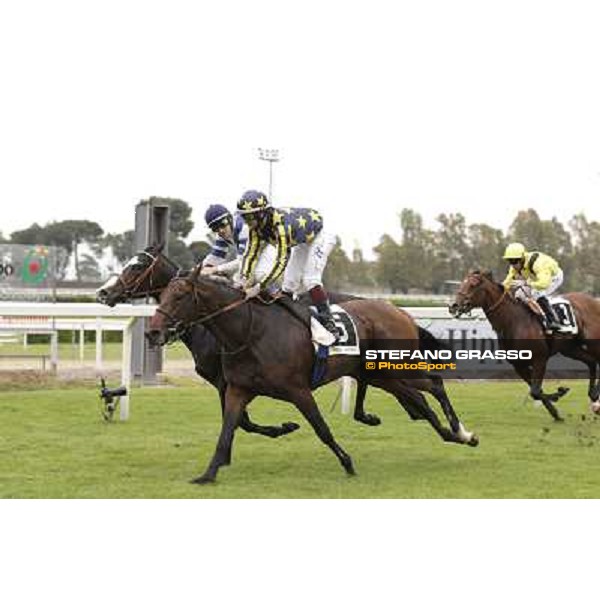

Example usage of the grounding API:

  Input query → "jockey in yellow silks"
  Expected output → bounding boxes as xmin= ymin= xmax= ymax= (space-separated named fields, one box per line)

xmin=502 ymin=242 xmax=564 ymax=331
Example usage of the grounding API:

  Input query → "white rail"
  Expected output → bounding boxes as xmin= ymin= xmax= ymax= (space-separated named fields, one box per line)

xmin=0 ymin=302 xmax=157 ymax=420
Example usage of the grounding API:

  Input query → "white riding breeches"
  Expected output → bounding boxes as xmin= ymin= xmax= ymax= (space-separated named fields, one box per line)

xmin=282 ymin=230 xmax=336 ymax=294
xmin=531 ymin=269 xmax=564 ymax=299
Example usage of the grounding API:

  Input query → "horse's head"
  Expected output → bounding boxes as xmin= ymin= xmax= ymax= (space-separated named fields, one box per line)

xmin=96 ymin=243 xmax=177 ymax=306
xmin=448 ymin=269 xmax=496 ymax=317
xmin=146 ymin=267 xmax=243 ymax=347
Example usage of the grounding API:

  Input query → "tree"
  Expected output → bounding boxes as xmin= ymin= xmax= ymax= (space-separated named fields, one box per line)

xmin=432 ymin=213 xmax=470 ymax=286
xmin=78 ymin=253 xmax=102 ymax=281
xmin=323 ymin=237 xmax=352 ymax=290
xmin=373 ymin=234 xmax=404 ymax=292
xmin=467 ymin=223 xmax=506 ymax=277
xmin=46 ymin=220 xmax=104 ymax=281
xmin=569 ymin=214 xmax=600 ymax=293
xmin=167 ymin=233 xmax=196 ymax=269
xmin=399 ymin=209 xmax=435 ymax=291
xmin=103 ymin=230 xmax=136 ymax=264
xmin=347 ymin=247 xmax=376 ymax=289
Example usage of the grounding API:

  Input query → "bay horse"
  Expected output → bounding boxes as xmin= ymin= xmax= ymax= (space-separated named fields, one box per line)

xmin=97 ymin=246 xmax=390 ymax=431
xmin=96 ymin=245 xmax=442 ymax=428
xmin=147 ymin=268 xmax=478 ymax=484
xmin=449 ymin=269 xmax=600 ymax=421
xmin=97 ymin=245 xmax=300 ymax=438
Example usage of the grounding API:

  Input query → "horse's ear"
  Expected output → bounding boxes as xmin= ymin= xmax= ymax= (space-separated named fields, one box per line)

xmin=156 ymin=242 xmax=165 ymax=254
xmin=482 ymin=269 xmax=494 ymax=280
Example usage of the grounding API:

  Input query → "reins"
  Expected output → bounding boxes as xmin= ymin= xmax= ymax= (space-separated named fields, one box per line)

xmin=485 ymin=288 xmax=508 ymax=316
xmin=157 ymin=279 xmax=259 ymax=355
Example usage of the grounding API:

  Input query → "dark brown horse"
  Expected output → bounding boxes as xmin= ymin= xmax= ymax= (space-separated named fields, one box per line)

xmin=147 ymin=268 xmax=478 ymax=483
xmin=96 ymin=245 xmax=387 ymax=429
xmin=97 ymin=246 xmax=300 ymax=438
xmin=449 ymin=269 xmax=600 ymax=421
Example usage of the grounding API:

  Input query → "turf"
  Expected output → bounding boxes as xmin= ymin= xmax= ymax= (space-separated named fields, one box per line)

xmin=1 ymin=379 xmax=600 ymax=498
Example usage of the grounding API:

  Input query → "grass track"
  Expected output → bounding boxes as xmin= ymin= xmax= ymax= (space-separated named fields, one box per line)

xmin=1 ymin=380 xmax=600 ymax=498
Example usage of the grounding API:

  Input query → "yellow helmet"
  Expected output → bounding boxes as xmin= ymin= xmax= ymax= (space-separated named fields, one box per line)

xmin=503 ymin=242 xmax=526 ymax=260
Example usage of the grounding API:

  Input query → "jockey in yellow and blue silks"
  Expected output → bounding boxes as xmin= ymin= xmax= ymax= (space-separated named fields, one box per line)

xmin=502 ymin=242 xmax=564 ymax=331
xmin=236 ymin=190 xmax=339 ymax=338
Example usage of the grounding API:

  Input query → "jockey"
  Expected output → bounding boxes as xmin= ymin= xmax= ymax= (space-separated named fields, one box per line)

xmin=201 ymin=204 xmax=276 ymax=284
xmin=236 ymin=190 xmax=339 ymax=339
xmin=201 ymin=204 xmax=247 ymax=278
xmin=502 ymin=242 xmax=564 ymax=331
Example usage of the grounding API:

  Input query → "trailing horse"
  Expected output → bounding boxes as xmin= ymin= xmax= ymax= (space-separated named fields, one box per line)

xmin=449 ymin=269 xmax=600 ymax=421
xmin=147 ymin=268 xmax=478 ymax=483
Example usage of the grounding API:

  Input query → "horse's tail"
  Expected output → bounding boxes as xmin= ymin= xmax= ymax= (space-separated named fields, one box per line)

xmin=417 ymin=326 xmax=451 ymax=363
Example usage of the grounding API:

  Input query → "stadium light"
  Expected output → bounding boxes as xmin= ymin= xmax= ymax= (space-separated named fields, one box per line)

xmin=257 ymin=147 xmax=280 ymax=200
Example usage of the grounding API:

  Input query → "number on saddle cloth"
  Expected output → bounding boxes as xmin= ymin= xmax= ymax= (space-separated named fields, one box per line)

xmin=549 ymin=297 xmax=578 ymax=333
xmin=309 ymin=305 xmax=359 ymax=354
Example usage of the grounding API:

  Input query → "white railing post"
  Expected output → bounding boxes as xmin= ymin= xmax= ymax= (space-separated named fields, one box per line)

xmin=120 ymin=318 xmax=134 ymax=421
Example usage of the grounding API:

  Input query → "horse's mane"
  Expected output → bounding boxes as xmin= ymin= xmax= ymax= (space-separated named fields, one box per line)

xmin=471 ymin=268 xmax=505 ymax=295
xmin=470 ymin=268 xmax=535 ymax=320
xmin=144 ymin=244 xmax=183 ymax=273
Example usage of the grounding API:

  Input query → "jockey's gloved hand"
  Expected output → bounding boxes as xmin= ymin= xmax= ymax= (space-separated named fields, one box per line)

xmin=201 ymin=265 xmax=218 ymax=276
xmin=244 ymin=283 xmax=261 ymax=299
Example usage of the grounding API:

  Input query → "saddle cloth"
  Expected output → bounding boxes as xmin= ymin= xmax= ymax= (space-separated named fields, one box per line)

xmin=310 ymin=304 xmax=360 ymax=355
xmin=549 ymin=296 xmax=578 ymax=335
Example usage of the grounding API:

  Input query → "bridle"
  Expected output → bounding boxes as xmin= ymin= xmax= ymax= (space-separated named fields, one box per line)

xmin=155 ymin=278 xmax=255 ymax=355
xmin=117 ymin=251 xmax=177 ymax=299
xmin=455 ymin=273 xmax=508 ymax=317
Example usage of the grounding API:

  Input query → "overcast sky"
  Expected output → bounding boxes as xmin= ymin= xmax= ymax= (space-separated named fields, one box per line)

xmin=1 ymin=0 xmax=600 ymax=257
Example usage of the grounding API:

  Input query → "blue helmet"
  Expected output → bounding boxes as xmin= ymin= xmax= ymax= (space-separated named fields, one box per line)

xmin=237 ymin=190 xmax=270 ymax=214
xmin=204 ymin=204 xmax=232 ymax=231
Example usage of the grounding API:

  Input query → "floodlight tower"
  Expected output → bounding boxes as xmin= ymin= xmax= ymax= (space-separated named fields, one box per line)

xmin=257 ymin=147 xmax=280 ymax=200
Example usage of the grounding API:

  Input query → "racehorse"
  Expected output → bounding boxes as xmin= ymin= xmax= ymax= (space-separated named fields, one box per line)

xmin=147 ymin=268 xmax=478 ymax=483
xmin=96 ymin=244 xmax=390 ymax=429
xmin=449 ymin=269 xmax=600 ymax=421
xmin=97 ymin=246 xmax=300 ymax=438
xmin=97 ymin=244 xmax=457 ymax=427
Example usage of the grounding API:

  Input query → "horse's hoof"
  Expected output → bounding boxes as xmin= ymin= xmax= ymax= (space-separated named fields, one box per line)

xmin=591 ymin=401 xmax=600 ymax=415
xmin=557 ymin=386 xmax=570 ymax=396
xmin=281 ymin=422 xmax=300 ymax=433
xmin=356 ymin=414 xmax=382 ymax=426
xmin=467 ymin=434 xmax=480 ymax=447
xmin=342 ymin=458 xmax=356 ymax=476
xmin=190 ymin=475 xmax=216 ymax=485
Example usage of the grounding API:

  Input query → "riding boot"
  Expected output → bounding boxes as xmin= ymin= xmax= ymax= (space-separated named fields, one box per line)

xmin=316 ymin=301 xmax=339 ymax=341
xmin=537 ymin=296 xmax=561 ymax=332
xmin=308 ymin=285 xmax=339 ymax=341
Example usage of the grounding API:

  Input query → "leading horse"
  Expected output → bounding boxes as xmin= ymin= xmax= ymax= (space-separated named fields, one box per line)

xmin=449 ymin=269 xmax=600 ymax=421
xmin=97 ymin=246 xmax=300 ymax=438
xmin=147 ymin=268 xmax=478 ymax=483
xmin=97 ymin=245 xmax=388 ymax=430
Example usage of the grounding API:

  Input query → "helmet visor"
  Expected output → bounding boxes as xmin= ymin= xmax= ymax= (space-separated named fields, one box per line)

xmin=209 ymin=216 xmax=231 ymax=233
